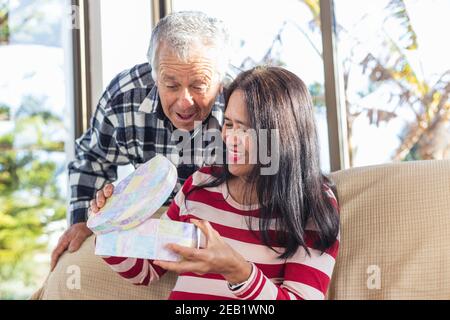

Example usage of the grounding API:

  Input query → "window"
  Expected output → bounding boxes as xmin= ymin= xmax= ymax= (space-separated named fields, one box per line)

xmin=334 ymin=0 xmax=450 ymax=167
xmin=172 ymin=0 xmax=331 ymax=172
xmin=0 ymin=0 xmax=73 ymax=298
xmin=96 ymin=0 xmax=153 ymax=97
xmin=90 ymin=0 xmax=153 ymax=179
xmin=2 ymin=0 xmax=448 ymax=299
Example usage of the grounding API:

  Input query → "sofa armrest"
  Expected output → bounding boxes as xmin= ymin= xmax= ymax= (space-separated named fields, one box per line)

xmin=328 ymin=160 xmax=450 ymax=299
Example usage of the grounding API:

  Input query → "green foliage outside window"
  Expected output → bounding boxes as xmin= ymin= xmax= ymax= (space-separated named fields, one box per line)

xmin=0 ymin=101 xmax=66 ymax=299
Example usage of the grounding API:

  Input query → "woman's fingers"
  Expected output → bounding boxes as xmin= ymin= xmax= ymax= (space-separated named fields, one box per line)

xmin=191 ymin=219 xmax=219 ymax=245
xmin=202 ymin=220 xmax=219 ymax=237
xmin=166 ymin=243 xmax=207 ymax=261
xmin=96 ymin=189 xmax=106 ymax=208
xmin=162 ymin=243 xmax=213 ymax=273
xmin=90 ymin=199 xmax=99 ymax=213
xmin=154 ymin=259 xmax=205 ymax=274
xmin=191 ymin=219 xmax=213 ymax=239
xmin=90 ymin=184 xmax=114 ymax=215
xmin=104 ymin=183 xmax=114 ymax=197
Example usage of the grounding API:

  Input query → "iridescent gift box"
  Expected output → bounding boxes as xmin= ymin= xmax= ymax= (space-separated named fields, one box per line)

xmin=87 ymin=155 xmax=202 ymax=262
xmin=95 ymin=218 xmax=202 ymax=261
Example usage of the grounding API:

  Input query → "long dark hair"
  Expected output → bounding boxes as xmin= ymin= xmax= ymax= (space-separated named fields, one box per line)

xmin=187 ymin=66 xmax=340 ymax=259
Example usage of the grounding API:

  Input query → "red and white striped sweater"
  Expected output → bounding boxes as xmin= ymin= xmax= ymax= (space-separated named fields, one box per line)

xmin=103 ymin=167 xmax=340 ymax=300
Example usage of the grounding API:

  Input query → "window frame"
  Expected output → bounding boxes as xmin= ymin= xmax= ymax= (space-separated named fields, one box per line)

xmin=76 ymin=0 xmax=348 ymax=171
xmin=319 ymin=0 xmax=349 ymax=171
xmin=71 ymin=0 xmax=93 ymax=139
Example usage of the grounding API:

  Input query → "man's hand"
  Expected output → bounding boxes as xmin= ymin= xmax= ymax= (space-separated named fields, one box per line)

xmin=50 ymin=222 xmax=93 ymax=271
xmin=50 ymin=183 xmax=115 ymax=271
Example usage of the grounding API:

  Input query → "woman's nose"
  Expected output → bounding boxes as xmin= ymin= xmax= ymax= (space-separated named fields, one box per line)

xmin=224 ymin=129 xmax=241 ymax=145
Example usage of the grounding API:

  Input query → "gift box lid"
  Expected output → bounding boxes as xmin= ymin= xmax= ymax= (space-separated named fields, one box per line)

xmin=87 ymin=154 xmax=177 ymax=234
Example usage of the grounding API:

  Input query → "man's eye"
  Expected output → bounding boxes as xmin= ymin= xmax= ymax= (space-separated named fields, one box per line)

xmin=192 ymin=85 xmax=208 ymax=91
xmin=166 ymin=84 xmax=178 ymax=89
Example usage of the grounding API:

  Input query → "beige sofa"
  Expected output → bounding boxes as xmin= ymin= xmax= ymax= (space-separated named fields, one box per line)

xmin=32 ymin=160 xmax=450 ymax=300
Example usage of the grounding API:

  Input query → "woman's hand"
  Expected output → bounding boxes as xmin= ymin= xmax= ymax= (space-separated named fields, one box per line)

xmin=89 ymin=183 xmax=114 ymax=214
xmin=154 ymin=219 xmax=252 ymax=284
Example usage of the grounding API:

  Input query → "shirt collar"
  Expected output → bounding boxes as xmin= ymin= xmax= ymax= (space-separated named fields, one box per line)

xmin=137 ymin=85 xmax=159 ymax=114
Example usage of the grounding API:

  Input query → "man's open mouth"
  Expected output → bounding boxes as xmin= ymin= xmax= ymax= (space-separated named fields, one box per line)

xmin=176 ymin=112 xmax=196 ymax=121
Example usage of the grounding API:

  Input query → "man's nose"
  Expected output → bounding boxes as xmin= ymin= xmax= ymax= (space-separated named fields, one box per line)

xmin=178 ymin=88 xmax=194 ymax=109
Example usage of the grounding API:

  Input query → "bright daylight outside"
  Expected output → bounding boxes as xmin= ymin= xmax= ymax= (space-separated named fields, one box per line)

xmin=0 ymin=0 xmax=449 ymax=299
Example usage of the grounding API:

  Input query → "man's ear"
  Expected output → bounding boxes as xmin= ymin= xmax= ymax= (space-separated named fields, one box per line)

xmin=151 ymin=66 xmax=160 ymax=84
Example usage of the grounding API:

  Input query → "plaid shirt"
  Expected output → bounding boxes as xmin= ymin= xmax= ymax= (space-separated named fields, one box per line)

xmin=68 ymin=63 xmax=225 ymax=225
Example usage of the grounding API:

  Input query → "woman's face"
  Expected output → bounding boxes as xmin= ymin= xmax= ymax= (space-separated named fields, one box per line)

xmin=222 ymin=90 xmax=256 ymax=177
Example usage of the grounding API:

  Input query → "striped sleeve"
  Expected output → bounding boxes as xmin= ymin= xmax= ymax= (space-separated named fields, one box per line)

xmin=230 ymin=235 xmax=339 ymax=300
xmin=102 ymin=256 xmax=166 ymax=286
xmin=101 ymin=175 xmax=194 ymax=286
xmin=231 ymin=187 xmax=340 ymax=300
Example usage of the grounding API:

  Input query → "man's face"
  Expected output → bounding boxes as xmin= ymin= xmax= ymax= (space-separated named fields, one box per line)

xmin=156 ymin=43 xmax=222 ymax=131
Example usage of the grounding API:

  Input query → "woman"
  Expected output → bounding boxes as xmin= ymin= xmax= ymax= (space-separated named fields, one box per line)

xmin=102 ymin=66 xmax=340 ymax=300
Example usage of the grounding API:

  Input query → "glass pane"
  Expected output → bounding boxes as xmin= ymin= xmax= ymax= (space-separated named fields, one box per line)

xmin=335 ymin=0 xmax=450 ymax=167
xmin=99 ymin=0 xmax=152 ymax=89
xmin=0 ymin=0 xmax=72 ymax=298
xmin=172 ymin=0 xmax=331 ymax=172
xmin=97 ymin=0 xmax=152 ymax=180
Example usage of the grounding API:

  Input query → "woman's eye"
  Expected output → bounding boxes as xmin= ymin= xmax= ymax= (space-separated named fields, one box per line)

xmin=238 ymin=128 xmax=252 ymax=136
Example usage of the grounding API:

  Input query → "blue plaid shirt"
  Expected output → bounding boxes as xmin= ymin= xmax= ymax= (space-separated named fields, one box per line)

xmin=68 ymin=63 xmax=225 ymax=225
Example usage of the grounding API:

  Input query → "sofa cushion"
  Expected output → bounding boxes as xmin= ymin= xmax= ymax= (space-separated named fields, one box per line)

xmin=33 ymin=160 xmax=450 ymax=300
xmin=328 ymin=160 xmax=450 ymax=299
xmin=33 ymin=207 xmax=178 ymax=300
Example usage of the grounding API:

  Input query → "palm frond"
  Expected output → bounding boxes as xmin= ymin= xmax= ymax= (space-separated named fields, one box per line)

xmin=385 ymin=0 xmax=418 ymax=50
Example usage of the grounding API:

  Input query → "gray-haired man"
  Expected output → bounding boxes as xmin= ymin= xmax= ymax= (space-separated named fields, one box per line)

xmin=50 ymin=11 xmax=231 ymax=270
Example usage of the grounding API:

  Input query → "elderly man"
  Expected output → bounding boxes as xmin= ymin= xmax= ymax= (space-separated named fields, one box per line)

xmin=50 ymin=11 xmax=231 ymax=271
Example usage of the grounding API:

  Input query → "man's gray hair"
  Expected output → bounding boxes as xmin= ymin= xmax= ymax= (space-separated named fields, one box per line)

xmin=147 ymin=11 xmax=231 ymax=82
